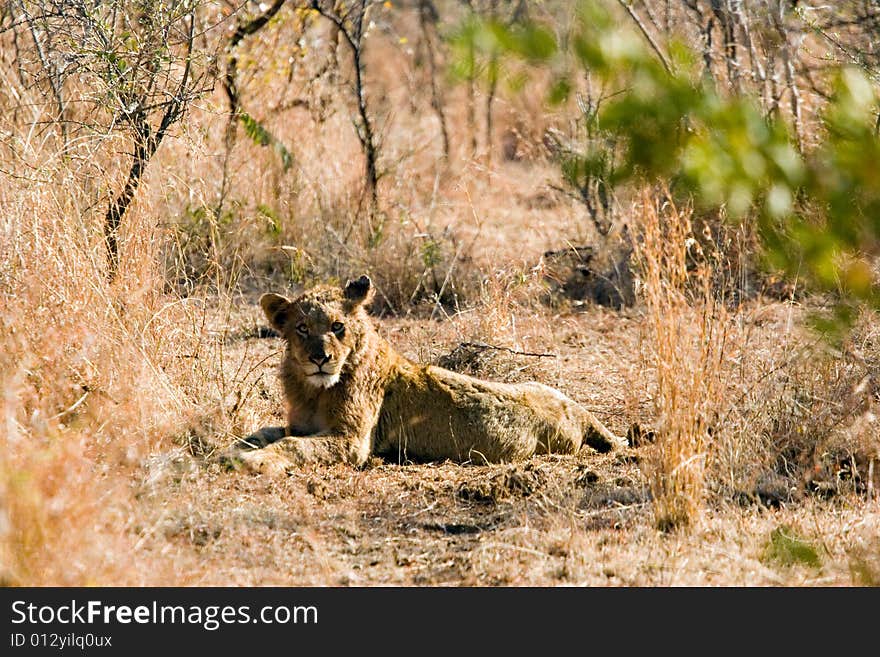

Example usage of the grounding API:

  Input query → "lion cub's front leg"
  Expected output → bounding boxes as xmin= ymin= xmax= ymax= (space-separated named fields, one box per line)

xmin=230 ymin=433 xmax=372 ymax=474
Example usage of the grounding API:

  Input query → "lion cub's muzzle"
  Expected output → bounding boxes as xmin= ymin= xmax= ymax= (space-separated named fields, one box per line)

xmin=301 ymin=348 xmax=346 ymax=388
xmin=305 ymin=351 xmax=336 ymax=376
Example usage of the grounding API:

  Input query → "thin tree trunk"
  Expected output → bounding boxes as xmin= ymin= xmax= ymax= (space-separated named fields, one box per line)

xmin=104 ymin=11 xmax=195 ymax=279
xmin=734 ymin=1 xmax=765 ymax=86
xmin=683 ymin=1 xmax=714 ymax=81
xmin=104 ymin=114 xmax=153 ymax=279
xmin=484 ymin=0 xmax=499 ymax=166
xmin=310 ymin=1 xmax=379 ymax=216
xmin=19 ymin=1 xmax=68 ymax=144
xmin=352 ymin=42 xmax=379 ymax=212
xmin=218 ymin=0 xmax=288 ymax=218
xmin=485 ymin=57 xmax=496 ymax=165
xmin=710 ymin=0 xmax=740 ymax=91
xmin=419 ymin=0 xmax=449 ymax=161
xmin=769 ymin=0 xmax=803 ymax=151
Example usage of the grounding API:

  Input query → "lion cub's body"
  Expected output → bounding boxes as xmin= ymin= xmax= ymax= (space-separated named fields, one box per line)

xmin=231 ymin=277 xmax=624 ymax=473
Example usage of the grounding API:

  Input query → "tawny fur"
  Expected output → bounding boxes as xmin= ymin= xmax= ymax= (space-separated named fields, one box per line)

xmin=226 ymin=276 xmax=625 ymax=474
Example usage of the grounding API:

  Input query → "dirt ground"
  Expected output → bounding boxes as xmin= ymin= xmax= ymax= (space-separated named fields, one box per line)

xmin=129 ymin=301 xmax=880 ymax=586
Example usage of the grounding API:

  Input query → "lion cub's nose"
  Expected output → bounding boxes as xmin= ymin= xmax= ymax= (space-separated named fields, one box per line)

xmin=309 ymin=354 xmax=331 ymax=367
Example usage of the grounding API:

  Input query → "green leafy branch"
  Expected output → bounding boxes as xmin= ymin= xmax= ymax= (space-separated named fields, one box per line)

xmin=458 ymin=0 xmax=880 ymax=333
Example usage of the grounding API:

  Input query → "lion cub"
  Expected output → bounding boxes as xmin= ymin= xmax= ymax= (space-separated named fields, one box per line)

xmin=228 ymin=276 xmax=625 ymax=473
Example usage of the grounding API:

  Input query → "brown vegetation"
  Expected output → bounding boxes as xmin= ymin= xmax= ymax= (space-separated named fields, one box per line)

xmin=1 ymin=1 xmax=878 ymax=586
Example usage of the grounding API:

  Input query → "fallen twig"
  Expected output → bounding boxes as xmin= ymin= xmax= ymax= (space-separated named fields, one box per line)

xmin=457 ymin=342 xmax=557 ymax=359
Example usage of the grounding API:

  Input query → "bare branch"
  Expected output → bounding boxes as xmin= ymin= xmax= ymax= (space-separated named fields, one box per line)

xmin=616 ymin=0 xmax=672 ymax=75
xmin=310 ymin=1 xmax=380 ymax=215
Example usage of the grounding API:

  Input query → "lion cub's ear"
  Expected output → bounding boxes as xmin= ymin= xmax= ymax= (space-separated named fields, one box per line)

xmin=260 ymin=293 xmax=291 ymax=331
xmin=343 ymin=275 xmax=374 ymax=308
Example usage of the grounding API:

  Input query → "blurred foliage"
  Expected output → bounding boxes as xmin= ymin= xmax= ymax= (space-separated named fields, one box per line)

xmin=455 ymin=0 xmax=880 ymax=334
xmin=763 ymin=525 xmax=822 ymax=569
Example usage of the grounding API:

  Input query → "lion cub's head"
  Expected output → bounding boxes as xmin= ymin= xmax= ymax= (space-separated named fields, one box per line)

xmin=260 ymin=276 xmax=375 ymax=389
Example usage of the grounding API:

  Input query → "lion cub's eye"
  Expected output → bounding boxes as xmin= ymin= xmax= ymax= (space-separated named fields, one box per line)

xmin=331 ymin=321 xmax=344 ymax=334
xmin=295 ymin=323 xmax=309 ymax=336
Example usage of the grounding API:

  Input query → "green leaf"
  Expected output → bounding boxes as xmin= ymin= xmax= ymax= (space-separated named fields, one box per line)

xmin=548 ymin=76 xmax=571 ymax=105
xmin=240 ymin=111 xmax=271 ymax=146
xmin=238 ymin=112 xmax=293 ymax=171
xmin=257 ymin=203 xmax=281 ymax=236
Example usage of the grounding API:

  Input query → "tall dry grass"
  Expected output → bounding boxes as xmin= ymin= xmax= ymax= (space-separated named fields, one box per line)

xmin=632 ymin=192 xmax=732 ymax=531
xmin=630 ymin=190 xmax=879 ymax=526
xmin=0 ymin=89 xmax=204 ymax=583
xmin=2 ymin=184 xmax=144 ymax=584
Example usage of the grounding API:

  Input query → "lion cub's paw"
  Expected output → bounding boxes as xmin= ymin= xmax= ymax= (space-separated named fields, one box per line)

xmin=217 ymin=449 xmax=290 ymax=476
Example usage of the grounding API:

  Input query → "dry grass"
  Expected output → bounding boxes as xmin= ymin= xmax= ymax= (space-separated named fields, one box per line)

xmin=633 ymin=192 xmax=732 ymax=531
xmin=1 ymin=2 xmax=878 ymax=586
xmin=0 ymin=149 xmax=180 ymax=585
